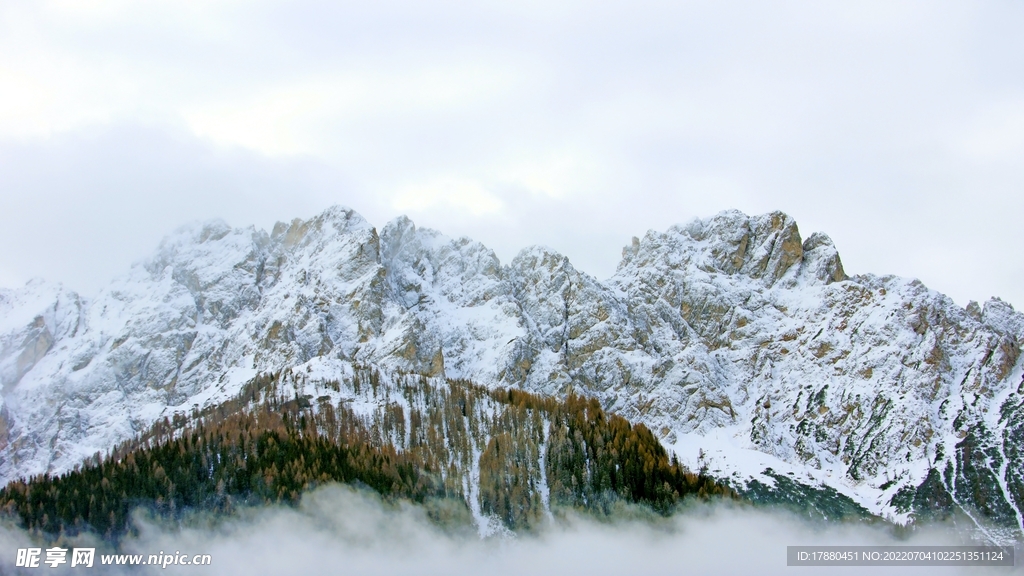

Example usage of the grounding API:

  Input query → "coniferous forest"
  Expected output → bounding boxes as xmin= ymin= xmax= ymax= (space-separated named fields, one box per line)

xmin=0 ymin=367 xmax=734 ymax=540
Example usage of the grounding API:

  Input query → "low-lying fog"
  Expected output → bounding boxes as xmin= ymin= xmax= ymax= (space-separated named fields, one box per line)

xmin=2 ymin=485 xmax=1017 ymax=575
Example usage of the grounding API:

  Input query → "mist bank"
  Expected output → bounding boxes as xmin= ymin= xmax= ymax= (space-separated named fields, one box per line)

xmin=2 ymin=484 xmax=1013 ymax=576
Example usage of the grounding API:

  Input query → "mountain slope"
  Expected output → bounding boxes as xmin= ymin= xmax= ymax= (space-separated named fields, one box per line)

xmin=0 ymin=365 xmax=731 ymax=538
xmin=1 ymin=206 xmax=1021 ymax=538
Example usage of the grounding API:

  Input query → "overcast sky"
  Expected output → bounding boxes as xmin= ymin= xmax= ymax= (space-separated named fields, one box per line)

xmin=1 ymin=0 xmax=1021 ymax=309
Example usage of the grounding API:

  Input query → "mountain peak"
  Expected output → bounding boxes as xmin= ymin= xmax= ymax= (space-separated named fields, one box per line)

xmin=617 ymin=210 xmax=805 ymax=286
xmin=270 ymin=205 xmax=373 ymax=249
xmin=801 ymin=231 xmax=846 ymax=284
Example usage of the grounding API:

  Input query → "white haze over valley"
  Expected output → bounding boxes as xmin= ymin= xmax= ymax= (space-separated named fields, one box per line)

xmin=0 ymin=485 xmax=1007 ymax=576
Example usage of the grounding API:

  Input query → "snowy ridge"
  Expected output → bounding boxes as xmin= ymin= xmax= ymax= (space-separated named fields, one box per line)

xmin=1 ymin=206 xmax=1022 ymax=535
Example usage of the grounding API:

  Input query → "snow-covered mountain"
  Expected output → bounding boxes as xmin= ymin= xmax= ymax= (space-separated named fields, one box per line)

xmin=1 ymin=206 xmax=1021 ymax=538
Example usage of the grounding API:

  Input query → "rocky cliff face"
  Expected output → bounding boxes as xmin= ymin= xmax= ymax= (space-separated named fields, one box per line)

xmin=1 ymin=206 xmax=1021 ymax=539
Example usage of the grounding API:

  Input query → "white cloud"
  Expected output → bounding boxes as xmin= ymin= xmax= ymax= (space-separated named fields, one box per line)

xmin=0 ymin=484 xmax=987 ymax=576
xmin=0 ymin=0 xmax=1022 ymax=309
xmin=953 ymin=100 xmax=1024 ymax=163
xmin=393 ymin=177 xmax=503 ymax=216
xmin=183 ymin=63 xmax=524 ymax=157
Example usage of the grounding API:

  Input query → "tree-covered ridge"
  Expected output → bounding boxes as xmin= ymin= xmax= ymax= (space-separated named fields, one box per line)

xmin=0 ymin=366 xmax=733 ymax=539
